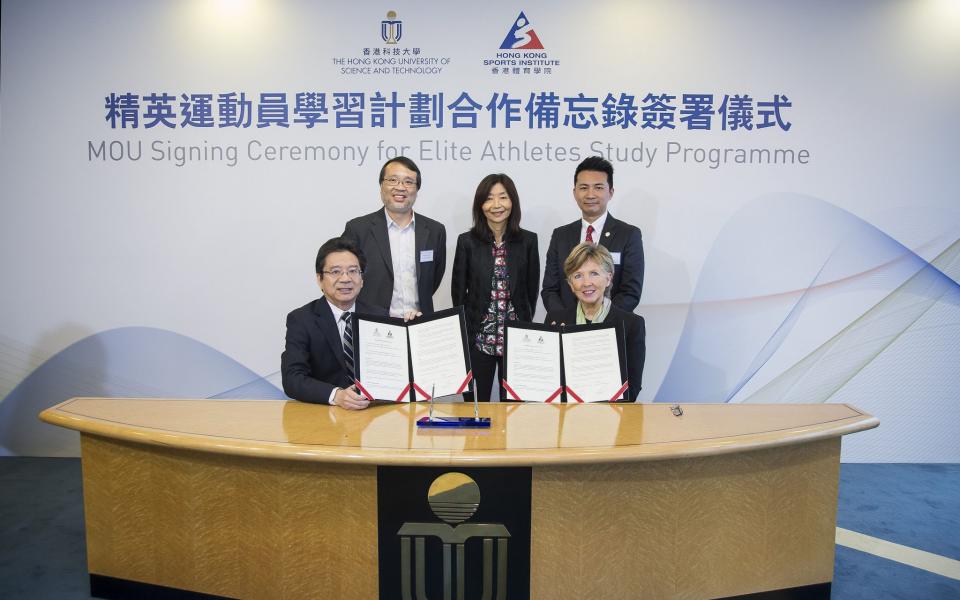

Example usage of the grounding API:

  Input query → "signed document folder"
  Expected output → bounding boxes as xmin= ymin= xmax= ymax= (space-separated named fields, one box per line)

xmin=353 ymin=307 xmax=472 ymax=402
xmin=502 ymin=321 xmax=627 ymax=402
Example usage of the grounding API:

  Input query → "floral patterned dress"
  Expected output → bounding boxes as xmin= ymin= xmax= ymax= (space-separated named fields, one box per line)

xmin=474 ymin=242 xmax=517 ymax=357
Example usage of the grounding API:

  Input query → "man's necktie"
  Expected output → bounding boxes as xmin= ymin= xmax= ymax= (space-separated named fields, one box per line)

xmin=585 ymin=224 xmax=595 ymax=244
xmin=342 ymin=312 xmax=355 ymax=382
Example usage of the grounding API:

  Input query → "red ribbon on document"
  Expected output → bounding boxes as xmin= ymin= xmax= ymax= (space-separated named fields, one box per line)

xmin=563 ymin=386 xmax=585 ymax=403
xmin=411 ymin=382 xmax=431 ymax=401
xmin=455 ymin=371 xmax=473 ymax=394
xmin=608 ymin=381 xmax=629 ymax=402
xmin=354 ymin=379 xmax=375 ymax=402
xmin=501 ymin=379 xmax=522 ymax=402
xmin=394 ymin=383 xmax=412 ymax=403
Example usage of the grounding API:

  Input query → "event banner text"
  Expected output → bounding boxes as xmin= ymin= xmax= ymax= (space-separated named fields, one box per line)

xmin=103 ymin=91 xmax=793 ymax=131
xmin=88 ymin=138 xmax=810 ymax=170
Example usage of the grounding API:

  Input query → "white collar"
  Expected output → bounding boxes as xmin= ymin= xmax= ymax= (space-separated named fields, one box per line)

xmin=582 ymin=211 xmax=609 ymax=237
xmin=326 ymin=299 xmax=357 ymax=321
xmin=385 ymin=208 xmax=416 ymax=230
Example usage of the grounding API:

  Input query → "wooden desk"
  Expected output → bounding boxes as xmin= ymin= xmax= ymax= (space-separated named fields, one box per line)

xmin=41 ymin=399 xmax=877 ymax=600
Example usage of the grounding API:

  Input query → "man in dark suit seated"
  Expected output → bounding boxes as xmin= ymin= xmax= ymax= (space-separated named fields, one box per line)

xmin=541 ymin=155 xmax=644 ymax=313
xmin=281 ymin=237 xmax=386 ymax=409
xmin=341 ymin=156 xmax=446 ymax=319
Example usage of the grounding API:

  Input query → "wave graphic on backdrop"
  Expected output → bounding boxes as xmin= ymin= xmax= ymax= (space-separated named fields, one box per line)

xmin=655 ymin=194 xmax=960 ymax=404
xmin=743 ymin=237 xmax=960 ymax=404
xmin=0 ymin=327 xmax=286 ymax=456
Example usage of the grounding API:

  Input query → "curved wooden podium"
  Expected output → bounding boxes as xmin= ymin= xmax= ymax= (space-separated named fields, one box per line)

xmin=40 ymin=399 xmax=877 ymax=600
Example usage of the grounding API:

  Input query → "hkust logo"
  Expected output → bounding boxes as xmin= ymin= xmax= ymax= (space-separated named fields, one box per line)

xmin=330 ymin=9 xmax=452 ymax=77
xmin=381 ymin=10 xmax=402 ymax=44
xmin=485 ymin=11 xmax=559 ymax=76
xmin=499 ymin=11 xmax=544 ymax=50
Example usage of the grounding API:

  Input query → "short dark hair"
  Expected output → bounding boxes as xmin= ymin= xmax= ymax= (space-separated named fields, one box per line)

xmin=315 ymin=237 xmax=366 ymax=274
xmin=378 ymin=156 xmax=422 ymax=190
xmin=470 ymin=173 xmax=523 ymax=243
xmin=574 ymin=156 xmax=614 ymax=189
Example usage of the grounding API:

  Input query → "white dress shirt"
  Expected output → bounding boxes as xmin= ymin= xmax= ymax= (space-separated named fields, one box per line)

xmin=386 ymin=209 xmax=419 ymax=318
xmin=326 ymin=301 xmax=356 ymax=345
xmin=580 ymin=211 xmax=609 ymax=244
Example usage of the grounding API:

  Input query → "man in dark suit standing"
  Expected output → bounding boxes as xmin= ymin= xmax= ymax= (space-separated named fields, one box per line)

xmin=281 ymin=237 xmax=386 ymax=409
xmin=541 ymin=156 xmax=644 ymax=313
xmin=342 ymin=156 xmax=447 ymax=319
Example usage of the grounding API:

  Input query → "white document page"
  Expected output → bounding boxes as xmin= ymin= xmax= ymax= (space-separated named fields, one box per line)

xmin=561 ymin=328 xmax=625 ymax=402
xmin=504 ymin=327 xmax=562 ymax=402
xmin=356 ymin=319 xmax=410 ymax=401
xmin=407 ymin=314 xmax=468 ymax=398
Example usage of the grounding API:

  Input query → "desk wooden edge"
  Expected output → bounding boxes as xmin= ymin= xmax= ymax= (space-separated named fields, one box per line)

xmin=40 ymin=399 xmax=879 ymax=466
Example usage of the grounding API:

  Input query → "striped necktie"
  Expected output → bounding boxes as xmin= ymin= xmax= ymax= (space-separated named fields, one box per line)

xmin=341 ymin=312 xmax=355 ymax=382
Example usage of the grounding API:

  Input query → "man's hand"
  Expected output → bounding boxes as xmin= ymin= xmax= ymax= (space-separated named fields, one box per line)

xmin=333 ymin=387 xmax=370 ymax=410
xmin=402 ymin=310 xmax=423 ymax=322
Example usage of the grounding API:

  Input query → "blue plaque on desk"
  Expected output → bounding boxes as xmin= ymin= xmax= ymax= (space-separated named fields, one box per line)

xmin=415 ymin=382 xmax=491 ymax=428
xmin=416 ymin=416 xmax=491 ymax=428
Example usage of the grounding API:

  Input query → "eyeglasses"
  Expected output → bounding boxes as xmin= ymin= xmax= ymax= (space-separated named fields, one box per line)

xmin=382 ymin=176 xmax=417 ymax=189
xmin=322 ymin=267 xmax=363 ymax=278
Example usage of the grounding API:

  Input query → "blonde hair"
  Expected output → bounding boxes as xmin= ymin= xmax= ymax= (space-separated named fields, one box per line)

xmin=563 ymin=243 xmax=614 ymax=279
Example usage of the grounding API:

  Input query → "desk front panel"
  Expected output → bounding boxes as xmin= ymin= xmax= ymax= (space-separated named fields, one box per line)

xmin=82 ymin=435 xmax=379 ymax=599
xmin=81 ymin=432 xmax=839 ymax=599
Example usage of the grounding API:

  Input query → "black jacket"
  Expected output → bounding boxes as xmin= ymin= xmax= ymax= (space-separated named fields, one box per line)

xmin=451 ymin=229 xmax=540 ymax=336
xmin=541 ymin=214 xmax=644 ymax=313
xmin=281 ymin=297 xmax=387 ymax=404
xmin=341 ymin=209 xmax=447 ymax=314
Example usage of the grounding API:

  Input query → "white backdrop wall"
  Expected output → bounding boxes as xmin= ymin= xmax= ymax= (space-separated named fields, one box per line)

xmin=1 ymin=0 xmax=958 ymax=461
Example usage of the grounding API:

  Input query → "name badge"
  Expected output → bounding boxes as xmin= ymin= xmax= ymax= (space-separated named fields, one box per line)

xmin=611 ymin=251 xmax=622 ymax=265
xmin=420 ymin=250 xmax=434 ymax=262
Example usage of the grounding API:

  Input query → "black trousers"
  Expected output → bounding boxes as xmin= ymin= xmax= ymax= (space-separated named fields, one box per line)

xmin=469 ymin=347 xmax=504 ymax=402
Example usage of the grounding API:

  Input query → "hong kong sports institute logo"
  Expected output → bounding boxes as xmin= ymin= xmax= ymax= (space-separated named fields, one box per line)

xmin=499 ymin=11 xmax=544 ymax=50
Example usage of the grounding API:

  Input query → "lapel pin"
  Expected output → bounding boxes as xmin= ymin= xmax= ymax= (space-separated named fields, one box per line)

xmin=604 ymin=231 xmax=610 ymax=237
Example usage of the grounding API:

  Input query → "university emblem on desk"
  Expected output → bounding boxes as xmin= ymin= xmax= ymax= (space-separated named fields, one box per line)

xmin=399 ymin=473 xmax=509 ymax=599
xmin=499 ymin=11 xmax=544 ymax=50
xmin=381 ymin=10 xmax=402 ymax=44
xmin=378 ymin=467 xmax=531 ymax=599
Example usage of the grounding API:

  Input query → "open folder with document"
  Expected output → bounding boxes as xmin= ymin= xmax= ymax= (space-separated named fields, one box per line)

xmin=353 ymin=307 xmax=472 ymax=402
xmin=502 ymin=321 xmax=627 ymax=402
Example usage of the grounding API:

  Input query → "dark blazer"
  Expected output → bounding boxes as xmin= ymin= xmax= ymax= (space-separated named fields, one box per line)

xmin=540 ymin=213 xmax=644 ymax=313
xmin=342 ymin=209 xmax=447 ymax=314
xmin=544 ymin=304 xmax=646 ymax=402
xmin=281 ymin=297 xmax=386 ymax=404
xmin=451 ymin=229 xmax=540 ymax=336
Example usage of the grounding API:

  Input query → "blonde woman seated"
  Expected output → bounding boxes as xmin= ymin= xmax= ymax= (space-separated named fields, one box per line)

xmin=544 ymin=243 xmax=646 ymax=402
